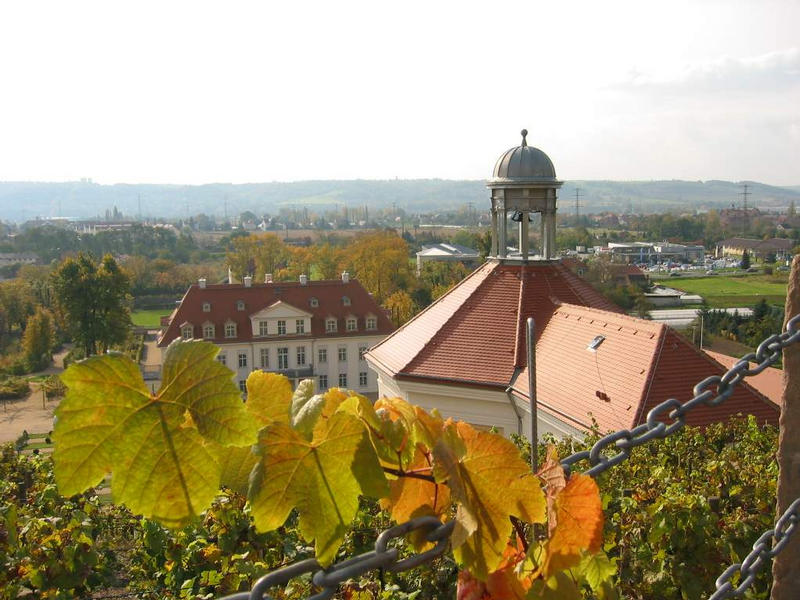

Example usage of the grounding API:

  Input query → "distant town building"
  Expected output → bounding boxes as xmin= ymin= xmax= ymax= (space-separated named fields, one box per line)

xmin=366 ymin=131 xmax=778 ymax=439
xmin=159 ymin=273 xmax=395 ymax=397
xmin=604 ymin=241 xmax=704 ymax=264
xmin=0 ymin=253 xmax=37 ymax=267
xmin=715 ymin=237 xmax=794 ymax=262
xmin=415 ymin=242 xmax=480 ymax=275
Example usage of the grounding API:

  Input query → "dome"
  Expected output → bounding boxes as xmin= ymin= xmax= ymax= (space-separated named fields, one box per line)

xmin=491 ymin=129 xmax=557 ymax=182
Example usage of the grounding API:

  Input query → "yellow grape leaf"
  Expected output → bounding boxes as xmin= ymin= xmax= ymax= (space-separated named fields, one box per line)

xmin=457 ymin=539 xmax=528 ymax=600
xmin=537 ymin=445 xmax=567 ymax=537
xmin=248 ymin=411 xmax=388 ymax=565
xmin=53 ymin=340 xmax=258 ymax=528
xmin=218 ymin=445 xmax=257 ymax=496
xmin=543 ymin=474 xmax=604 ymax=577
xmin=380 ymin=446 xmax=449 ymax=524
xmin=291 ymin=384 xmax=350 ymax=440
xmin=528 ymin=572 xmax=582 ymax=600
xmin=338 ymin=395 xmax=407 ymax=469
xmin=578 ymin=550 xmax=617 ymax=595
xmin=433 ymin=421 xmax=546 ymax=579
xmin=245 ymin=371 xmax=292 ymax=425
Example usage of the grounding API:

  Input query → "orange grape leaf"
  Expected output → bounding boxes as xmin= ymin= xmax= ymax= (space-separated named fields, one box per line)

xmin=433 ymin=421 xmax=546 ymax=579
xmin=543 ymin=473 xmax=604 ymax=577
xmin=380 ymin=446 xmax=449 ymax=524
xmin=458 ymin=539 xmax=529 ymax=600
xmin=537 ymin=445 xmax=567 ymax=536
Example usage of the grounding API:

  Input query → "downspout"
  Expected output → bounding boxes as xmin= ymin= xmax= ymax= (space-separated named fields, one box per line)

xmin=505 ymin=370 xmax=524 ymax=436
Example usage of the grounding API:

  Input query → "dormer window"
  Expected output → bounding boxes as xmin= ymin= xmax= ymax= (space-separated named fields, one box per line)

xmin=366 ymin=316 xmax=377 ymax=330
xmin=346 ymin=317 xmax=357 ymax=332
xmin=310 ymin=297 xmax=319 ymax=308
xmin=181 ymin=324 xmax=193 ymax=340
xmin=342 ymin=296 xmax=351 ymax=306
xmin=277 ymin=320 xmax=286 ymax=335
xmin=326 ymin=318 xmax=337 ymax=333
xmin=258 ymin=320 xmax=268 ymax=336
xmin=225 ymin=321 xmax=237 ymax=338
xmin=202 ymin=302 xmax=211 ymax=312
xmin=236 ymin=300 xmax=245 ymax=311
xmin=202 ymin=323 xmax=215 ymax=339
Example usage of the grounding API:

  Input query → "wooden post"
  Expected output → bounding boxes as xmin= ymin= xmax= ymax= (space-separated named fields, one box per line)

xmin=772 ymin=254 xmax=800 ymax=598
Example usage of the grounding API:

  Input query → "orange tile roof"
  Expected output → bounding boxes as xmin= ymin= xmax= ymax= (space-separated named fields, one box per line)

xmin=368 ymin=259 xmax=779 ymax=432
xmin=159 ymin=278 xmax=395 ymax=346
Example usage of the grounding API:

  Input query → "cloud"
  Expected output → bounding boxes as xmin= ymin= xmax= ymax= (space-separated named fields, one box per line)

xmin=617 ymin=48 xmax=800 ymax=93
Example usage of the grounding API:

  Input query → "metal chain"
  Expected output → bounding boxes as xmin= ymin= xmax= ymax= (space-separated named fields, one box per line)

xmin=219 ymin=314 xmax=800 ymax=600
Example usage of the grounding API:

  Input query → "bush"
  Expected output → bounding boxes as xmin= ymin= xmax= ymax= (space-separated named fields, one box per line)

xmin=0 ymin=377 xmax=29 ymax=400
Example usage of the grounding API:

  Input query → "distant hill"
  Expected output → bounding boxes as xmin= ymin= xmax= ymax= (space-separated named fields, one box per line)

xmin=1 ymin=179 xmax=799 ymax=223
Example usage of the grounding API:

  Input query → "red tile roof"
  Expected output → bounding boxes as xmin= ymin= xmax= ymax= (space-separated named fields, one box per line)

xmin=704 ymin=350 xmax=783 ymax=408
xmin=367 ymin=259 xmax=779 ymax=432
xmin=159 ymin=278 xmax=395 ymax=346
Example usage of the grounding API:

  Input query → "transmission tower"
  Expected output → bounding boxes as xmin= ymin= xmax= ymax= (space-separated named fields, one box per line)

xmin=741 ymin=183 xmax=751 ymax=232
xmin=574 ymin=188 xmax=583 ymax=226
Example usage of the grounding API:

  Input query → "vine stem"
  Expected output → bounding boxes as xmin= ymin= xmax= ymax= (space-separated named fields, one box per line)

xmin=382 ymin=466 xmax=437 ymax=483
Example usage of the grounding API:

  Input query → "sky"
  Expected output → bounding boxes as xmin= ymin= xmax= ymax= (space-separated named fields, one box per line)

xmin=0 ymin=0 xmax=798 ymax=186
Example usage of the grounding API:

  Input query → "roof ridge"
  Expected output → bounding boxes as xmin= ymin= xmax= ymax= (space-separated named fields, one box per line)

xmin=555 ymin=302 xmax=664 ymax=333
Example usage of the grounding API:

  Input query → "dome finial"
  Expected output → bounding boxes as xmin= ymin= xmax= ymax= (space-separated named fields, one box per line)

xmin=521 ymin=129 xmax=528 ymax=147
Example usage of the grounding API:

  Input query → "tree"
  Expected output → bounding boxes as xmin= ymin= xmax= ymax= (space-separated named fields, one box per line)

xmin=384 ymin=290 xmax=414 ymax=326
xmin=51 ymin=253 xmax=132 ymax=356
xmin=311 ymin=243 xmax=341 ymax=280
xmin=226 ymin=233 xmax=288 ymax=281
xmin=740 ymin=249 xmax=751 ymax=270
xmin=22 ymin=307 xmax=54 ymax=370
xmin=343 ymin=231 xmax=410 ymax=303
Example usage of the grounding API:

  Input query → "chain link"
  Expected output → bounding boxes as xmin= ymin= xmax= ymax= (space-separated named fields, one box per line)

xmin=219 ymin=314 xmax=800 ymax=600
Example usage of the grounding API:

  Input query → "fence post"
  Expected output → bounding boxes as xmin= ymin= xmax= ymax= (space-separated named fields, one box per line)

xmin=772 ymin=254 xmax=800 ymax=599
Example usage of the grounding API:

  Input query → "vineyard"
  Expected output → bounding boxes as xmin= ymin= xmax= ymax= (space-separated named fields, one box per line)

xmin=0 ymin=334 xmax=787 ymax=600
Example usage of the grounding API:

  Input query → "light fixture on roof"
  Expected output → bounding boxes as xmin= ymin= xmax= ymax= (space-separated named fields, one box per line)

xmin=587 ymin=335 xmax=606 ymax=351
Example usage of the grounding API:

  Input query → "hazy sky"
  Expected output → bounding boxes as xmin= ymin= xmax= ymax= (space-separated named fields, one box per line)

xmin=1 ymin=0 xmax=798 ymax=185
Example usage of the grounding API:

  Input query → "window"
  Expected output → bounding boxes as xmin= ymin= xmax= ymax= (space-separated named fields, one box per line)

xmin=259 ymin=348 xmax=269 ymax=369
xmin=276 ymin=320 xmax=286 ymax=335
xmin=217 ymin=352 xmax=227 ymax=366
xmin=359 ymin=346 xmax=367 ymax=361
xmin=310 ymin=297 xmax=319 ymax=307
xmin=318 ymin=348 xmax=327 ymax=363
xmin=318 ymin=374 xmax=328 ymax=390
xmin=338 ymin=347 xmax=347 ymax=362
xmin=238 ymin=352 xmax=248 ymax=368
xmin=203 ymin=324 xmax=215 ymax=339
xmin=259 ymin=321 xmax=269 ymax=336
xmin=296 ymin=346 xmax=306 ymax=366
xmin=202 ymin=302 xmax=211 ymax=312
xmin=326 ymin=318 xmax=337 ymax=333
xmin=342 ymin=296 xmax=351 ymax=306
xmin=278 ymin=347 xmax=288 ymax=370
xmin=366 ymin=317 xmax=377 ymax=330
xmin=359 ymin=371 xmax=368 ymax=387
xmin=238 ymin=380 xmax=247 ymax=392
xmin=225 ymin=322 xmax=237 ymax=338
xmin=338 ymin=373 xmax=347 ymax=387
xmin=181 ymin=324 xmax=193 ymax=340
xmin=296 ymin=319 xmax=305 ymax=333
xmin=346 ymin=317 xmax=357 ymax=332
xmin=236 ymin=300 xmax=245 ymax=311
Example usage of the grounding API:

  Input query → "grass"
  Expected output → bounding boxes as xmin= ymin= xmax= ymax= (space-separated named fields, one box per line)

xmin=131 ymin=309 xmax=169 ymax=328
xmin=659 ymin=274 xmax=788 ymax=308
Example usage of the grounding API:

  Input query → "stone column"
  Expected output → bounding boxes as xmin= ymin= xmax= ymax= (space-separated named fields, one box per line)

xmin=772 ymin=254 xmax=800 ymax=598
xmin=491 ymin=209 xmax=498 ymax=257
xmin=539 ymin=212 xmax=545 ymax=258
xmin=520 ymin=212 xmax=529 ymax=259
xmin=499 ymin=210 xmax=507 ymax=258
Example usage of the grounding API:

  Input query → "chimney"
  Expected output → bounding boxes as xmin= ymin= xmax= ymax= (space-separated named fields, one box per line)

xmin=265 ymin=273 xmax=273 ymax=284
xmin=300 ymin=274 xmax=308 ymax=285
xmin=244 ymin=276 xmax=252 ymax=288
xmin=341 ymin=271 xmax=349 ymax=283
xmin=198 ymin=278 xmax=206 ymax=289
xmin=228 ymin=267 xmax=234 ymax=284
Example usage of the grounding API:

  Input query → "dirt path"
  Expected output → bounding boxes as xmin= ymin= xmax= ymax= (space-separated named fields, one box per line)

xmin=0 ymin=346 xmax=70 ymax=444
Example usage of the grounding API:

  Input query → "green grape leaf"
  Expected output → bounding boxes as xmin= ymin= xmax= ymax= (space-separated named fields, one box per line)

xmin=578 ymin=550 xmax=617 ymax=594
xmin=245 ymin=370 xmax=292 ymax=425
xmin=337 ymin=395 xmax=413 ymax=470
xmin=53 ymin=340 xmax=258 ymax=527
xmin=433 ymin=421 xmax=546 ymax=580
xmin=218 ymin=445 xmax=258 ymax=496
xmin=249 ymin=411 xmax=388 ymax=565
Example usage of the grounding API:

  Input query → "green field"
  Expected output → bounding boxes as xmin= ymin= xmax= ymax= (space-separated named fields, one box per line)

xmin=131 ymin=309 xmax=169 ymax=328
xmin=665 ymin=274 xmax=788 ymax=308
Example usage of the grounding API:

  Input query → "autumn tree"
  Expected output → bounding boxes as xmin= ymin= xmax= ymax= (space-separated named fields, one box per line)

xmin=384 ymin=290 xmax=414 ymax=326
xmin=51 ymin=253 xmax=132 ymax=356
xmin=343 ymin=230 xmax=410 ymax=303
xmin=0 ymin=279 xmax=34 ymax=333
xmin=226 ymin=233 xmax=288 ymax=281
xmin=311 ymin=243 xmax=342 ymax=280
xmin=22 ymin=307 xmax=55 ymax=370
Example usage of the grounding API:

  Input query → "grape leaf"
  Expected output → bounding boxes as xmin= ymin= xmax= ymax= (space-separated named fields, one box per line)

xmin=543 ymin=474 xmax=604 ymax=577
xmin=380 ymin=446 xmax=449 ymax=524
xmin=53 ymin=340 xmax=258 ymax=527
xmin=291 ymin=383 xmax=350 ymax=439
xmin=433 ymin=421 xmax=546 ymax=579
xmin=537 ymin=445 xmax=567 ymax=536
xmin=248 ymin=411 xmax=388 ymax=565
xmin=245 ymin=370 xmax=293 ymax=425
xmin=578 ymin=550 xmax=617 ymax=594
xmin=528 ymin=572 xmax=582 ymax=600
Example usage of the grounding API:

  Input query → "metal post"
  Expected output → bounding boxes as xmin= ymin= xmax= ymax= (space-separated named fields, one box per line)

xmin=700 ymin=313 xmax=704 ymax=349
xmin=526 ymin=317 xmax=537 ymax=471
